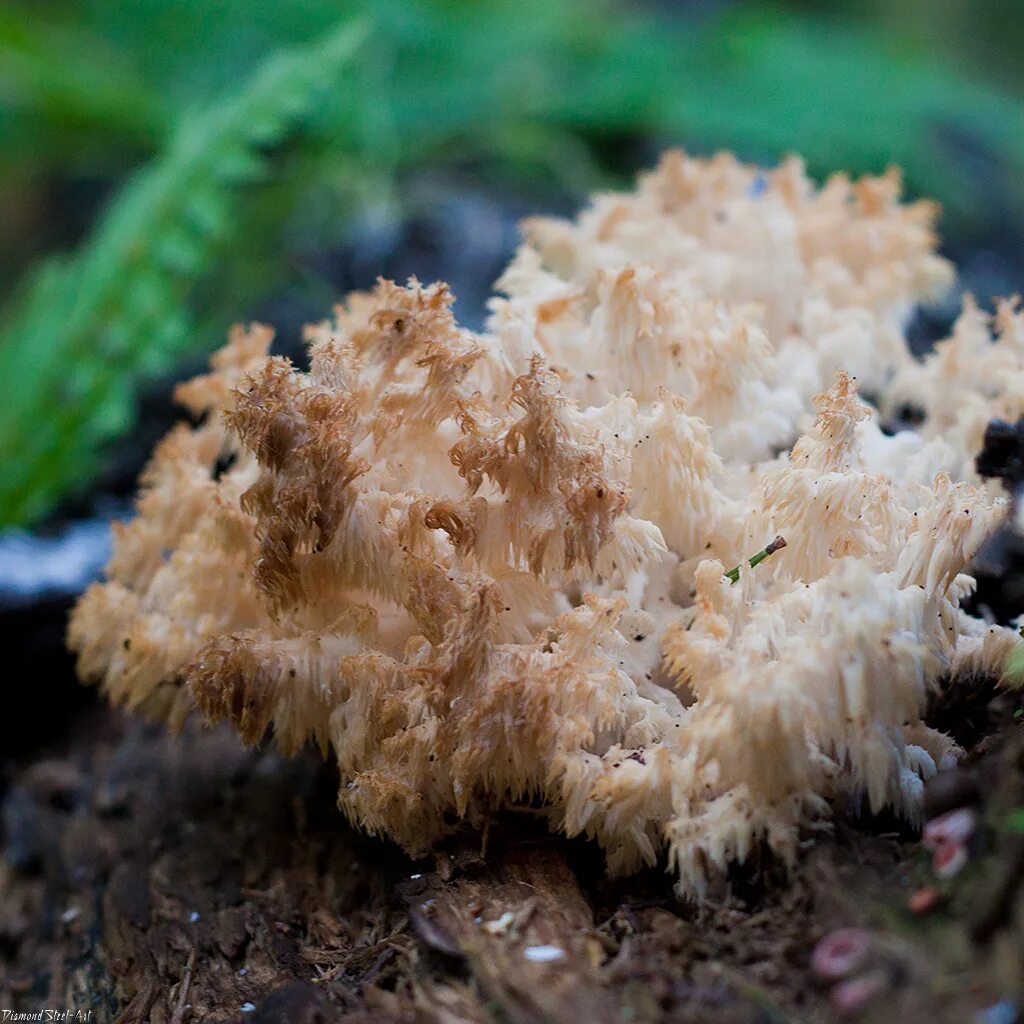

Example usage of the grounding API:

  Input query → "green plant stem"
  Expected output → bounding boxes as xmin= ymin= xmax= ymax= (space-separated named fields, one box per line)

xmin=724 ymin=536 xmax=787 ymax=585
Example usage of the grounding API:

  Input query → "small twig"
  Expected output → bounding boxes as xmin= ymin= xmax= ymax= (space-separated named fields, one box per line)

xmin=723 ymin=536 xmax=787 ymax=585
xmin=170 ymin=948 xmax=196 ymax=1024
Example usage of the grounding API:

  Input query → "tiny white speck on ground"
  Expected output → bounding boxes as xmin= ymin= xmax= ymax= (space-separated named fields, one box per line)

xmin=240 ymin=1003 xmax=256 ymax=1014
xmin=524 ymin=944 xmax=565 ymax=963
xmin=483 ymin=911 xmax=515 ymax=935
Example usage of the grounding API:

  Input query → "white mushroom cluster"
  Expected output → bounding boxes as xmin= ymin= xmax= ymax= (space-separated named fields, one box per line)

xmin=70 ymin=150 xmax=1023 ymax=895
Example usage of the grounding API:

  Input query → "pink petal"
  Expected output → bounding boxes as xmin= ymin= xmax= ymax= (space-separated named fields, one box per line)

xmin=907 ymin=886 xmax=941 ymax=914
xmin=811 ymin=928 xmax=871 ymax=980
xmin=831 ymin=971 xmax=887 ymax=1013
xmin=933 ymin=840 xmax=968 ymax=879
xmin=922 ymin=807 xmax=976 ymax=851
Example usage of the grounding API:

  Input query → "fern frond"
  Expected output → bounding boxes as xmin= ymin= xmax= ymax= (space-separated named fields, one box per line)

xmin=0 ymin=19 xmax=369 ymax=526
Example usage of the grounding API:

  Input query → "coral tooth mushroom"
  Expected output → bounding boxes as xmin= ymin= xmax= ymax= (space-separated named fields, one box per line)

xmin=70 ymin=150 xmax=1024 ymax=895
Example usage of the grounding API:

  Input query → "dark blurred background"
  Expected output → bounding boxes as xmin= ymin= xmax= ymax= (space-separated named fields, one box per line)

xmin=0 ymin=0 xmax=1022 ymax=652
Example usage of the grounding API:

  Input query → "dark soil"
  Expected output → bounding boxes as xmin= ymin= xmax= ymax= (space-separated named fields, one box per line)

xmin=0 ymin=680 xmax=1022 ymax=1024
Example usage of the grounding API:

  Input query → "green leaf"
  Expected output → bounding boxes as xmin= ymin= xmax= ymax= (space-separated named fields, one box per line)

xmin=0 ymin=6 xmax=168 ymax=160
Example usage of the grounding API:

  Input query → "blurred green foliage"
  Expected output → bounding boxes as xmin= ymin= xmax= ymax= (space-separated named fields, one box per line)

xmin=0 ymin=20 xmax=370 ymax=525
xmin=1 ymin=0 xmax=1024 ymax=525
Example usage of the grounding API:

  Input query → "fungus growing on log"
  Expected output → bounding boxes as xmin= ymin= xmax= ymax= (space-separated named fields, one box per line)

xmin=69 ymin=150 xmax=1024 ymax=895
